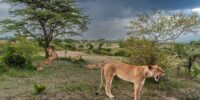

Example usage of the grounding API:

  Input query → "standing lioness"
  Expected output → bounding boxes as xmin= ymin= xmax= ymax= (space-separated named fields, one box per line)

xmin=96 ymin=62 xmax=165 ymax=100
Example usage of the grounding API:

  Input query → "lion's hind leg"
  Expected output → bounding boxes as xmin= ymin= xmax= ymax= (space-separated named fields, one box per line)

xmin=104 ymin=71 xmax=115 ymax=98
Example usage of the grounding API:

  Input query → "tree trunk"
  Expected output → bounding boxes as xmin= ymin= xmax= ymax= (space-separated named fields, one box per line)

xmin=39 ymin=20 xmax=50 ymax=59
xmin=187 ymin=56 xmax=192 ymax=76
xmin=65 ymin=50 xmax=67 ymax=58
xmin=44 ymin=39 xmax=50 ymax=58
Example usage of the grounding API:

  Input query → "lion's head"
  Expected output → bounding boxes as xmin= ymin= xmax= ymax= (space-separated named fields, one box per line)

xmin=147 ymin=65 xmax=165 ymax=82
xmin=47 ymin=46 xmax=55 ymax=53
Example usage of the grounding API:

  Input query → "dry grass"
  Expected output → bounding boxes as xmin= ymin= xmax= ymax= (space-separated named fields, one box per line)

xmin=0 ymin=54 xmax=199 ymax=100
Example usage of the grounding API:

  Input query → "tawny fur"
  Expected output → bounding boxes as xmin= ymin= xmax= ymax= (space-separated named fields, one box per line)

xmin=86 ymin=64 xmax=100 ymax=69
xmin=36 ymin=46 xmax=58 ymax=70
xmin=96 ymin=62 xmax=164 ymax=100
xmin=86 ymin=61 xmax=105 ymax=69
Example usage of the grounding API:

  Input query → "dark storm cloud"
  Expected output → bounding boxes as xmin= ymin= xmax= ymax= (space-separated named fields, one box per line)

xmin=76 ymin=0 xmax=200 ymax=41
xmin=77 ymin=0 xmax=200 ymax=20
xmin=0 ymin=0 xmax=200 ymax=41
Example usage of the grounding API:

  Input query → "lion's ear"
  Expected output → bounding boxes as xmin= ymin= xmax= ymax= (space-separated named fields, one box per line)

xmin=148 ymin=65 xmax=152 ymax=70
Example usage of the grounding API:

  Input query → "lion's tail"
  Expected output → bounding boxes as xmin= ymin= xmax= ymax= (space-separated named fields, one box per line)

xmin=95 ymin=61 xmax=105 ymax=95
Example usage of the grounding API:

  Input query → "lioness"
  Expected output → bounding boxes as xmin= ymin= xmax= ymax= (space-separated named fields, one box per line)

xmin=96 ymin=62 xmax=164 ymax=100
xmin=36 ymin=46 xmax=58 ymax=70
xmin=86 ymin=64 xmax=100 ymax=69
xmin=86 ymin=61 xmax=105 ymax=69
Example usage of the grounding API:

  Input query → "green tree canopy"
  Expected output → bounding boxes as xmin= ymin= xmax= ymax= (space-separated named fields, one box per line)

xmin=0 ymin=0 xmax=88 ymax=57
xmin=127 ymin=10 xmax=200 ymax=42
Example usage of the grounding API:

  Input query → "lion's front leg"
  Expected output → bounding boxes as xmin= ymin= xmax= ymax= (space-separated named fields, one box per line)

xmin=134 ymin=81 xmax=144 ymax=100
xmin=44 ymin=57 xmax=50 ymax=64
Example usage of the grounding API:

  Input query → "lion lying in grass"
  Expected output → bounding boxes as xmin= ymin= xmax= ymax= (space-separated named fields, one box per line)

xmin=86 ymin=61 xmax=105 ymax=69
xmin=96 ymin=62 xmax=165 ymax=100
xmin=36 ymin=46 xmax=58 ymax=70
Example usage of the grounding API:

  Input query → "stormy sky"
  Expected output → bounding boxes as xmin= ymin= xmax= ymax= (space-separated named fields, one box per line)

xmin=1 ymin=0 xmax=200 ymax=42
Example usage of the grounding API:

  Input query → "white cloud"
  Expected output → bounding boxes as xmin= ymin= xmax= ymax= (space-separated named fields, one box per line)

xmin=192 ymin=8 xmax=200 ymax=13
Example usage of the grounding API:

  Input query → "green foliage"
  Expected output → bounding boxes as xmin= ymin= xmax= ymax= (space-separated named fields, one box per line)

xmin=172 ymin=41 xmax=200 ymax=77
xmin=14 ymin=37 xmax=40 ymax=63
xmin=174 ymin=43 xmax=185 ymax=58
xmin=92 ymin=48 xmax=101 ymax=54
xmin=52 ymin=39 xmax=63 ymax=47
xmin=122 ymin=37 xmax=168 ymax=66
xmin=64 ymin=43 xmax=77 ymax=51
xmin=34 ymin=84 xmax=46 ymax=95
xmin=63 ymin=38 xmax=77 ymax=50
xmin=0 ymin=0 xmax=88 ymax=57
xmin=113 ymin=49 xmax=127 ymax=56
xmin=98 ymin=43 xmax=104 ymax=49
xmin=186 ymin=41 xmax=200 ymax=57
xmin=4 ymin=53 xmax=26 ymax=68
xmin=92 ymin=48 xmax=111 ymax=55
xmin=2 ymin=37 xmax=40 ymax=69
xmin=102 ymin=48 xmax=111 ymax=52
xmin=78 ymin=44 xmax=84 ymax=49
xmin=87 ymin=43 xmax=94 ymax=50
xmin=0 ymin=64 xmax=7 ymax=74
xmin=118 ymin=41 xmax=124 ymax=48
xmin=127 ymin=10 xmax=200 ymax=42
xmin=192 ymin=66 xmax=200 ymax=77
xmin=64 ymin=38 xmax=76 ymax=43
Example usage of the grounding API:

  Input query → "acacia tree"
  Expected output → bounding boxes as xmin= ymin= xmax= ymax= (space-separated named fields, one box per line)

xmin=0 ymin=0 xmax=88 ymax=58
xmin=127 ymin=10 xmax=200 ymax=42
xmin=125 ymin=10 xmax=200 ymax=66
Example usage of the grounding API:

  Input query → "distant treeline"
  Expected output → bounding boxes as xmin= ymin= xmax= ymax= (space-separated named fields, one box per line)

xmin=0 ymin=36 xmax=14 ymax=40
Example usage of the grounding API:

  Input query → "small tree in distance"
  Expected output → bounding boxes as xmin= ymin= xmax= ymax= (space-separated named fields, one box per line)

xmin=124 ymin=10 xmax=200 ymax=66
xmin=0 ymin=0 xmax=88 ymax=58
xmin=122 ymin=37 xmax=167 ymax=66
xmin=127 ymin=10 xmax=200 ymax=42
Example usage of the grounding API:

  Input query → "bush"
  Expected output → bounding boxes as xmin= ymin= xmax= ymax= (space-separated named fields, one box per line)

xmin=52 ymin=39 xmax=62 ymax=46
xmin=64 ymin=44 xmax=77 ymax=50
xmin=4 ymin=53 xmax=26 ymax=68
xmin=113 ymin=49 xmax=127 ymax=56
xmin=78 ymin=44 xmax=84 ymax=49
xmin=34 ymin=84 xmax=46 ymax=95
xmin=0 ymin=64 xmax=7 ymax=74
xmin=122 ymin=37 xmax=168 ymax=67
xmin=102 ymin=48 xmax=111 ymax=52
xmin=98 ymin=43 xmax=104 ymax=49
xmin=14 ymin=37 xmax=40 ymax=64
xmin=192 ymin=66 xmax=200 ymax=77
xmin=173 ymin=43 xmax=185 ymax=58
xmin=92 ymin=48 xmax=111 ymax=55
xmin=92 ymin=48 xmax=101 ymax=54
xmin=87 ymin=43 xmax=94 ymax=50
xmin=3 ymin=46 xmax=27 ymax=68
xmin=3 ymin=38 xmax=38 ymax=69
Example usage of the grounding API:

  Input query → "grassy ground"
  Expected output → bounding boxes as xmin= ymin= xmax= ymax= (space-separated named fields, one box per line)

xmin=0 ymin=54 xmax=199 ymax=100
